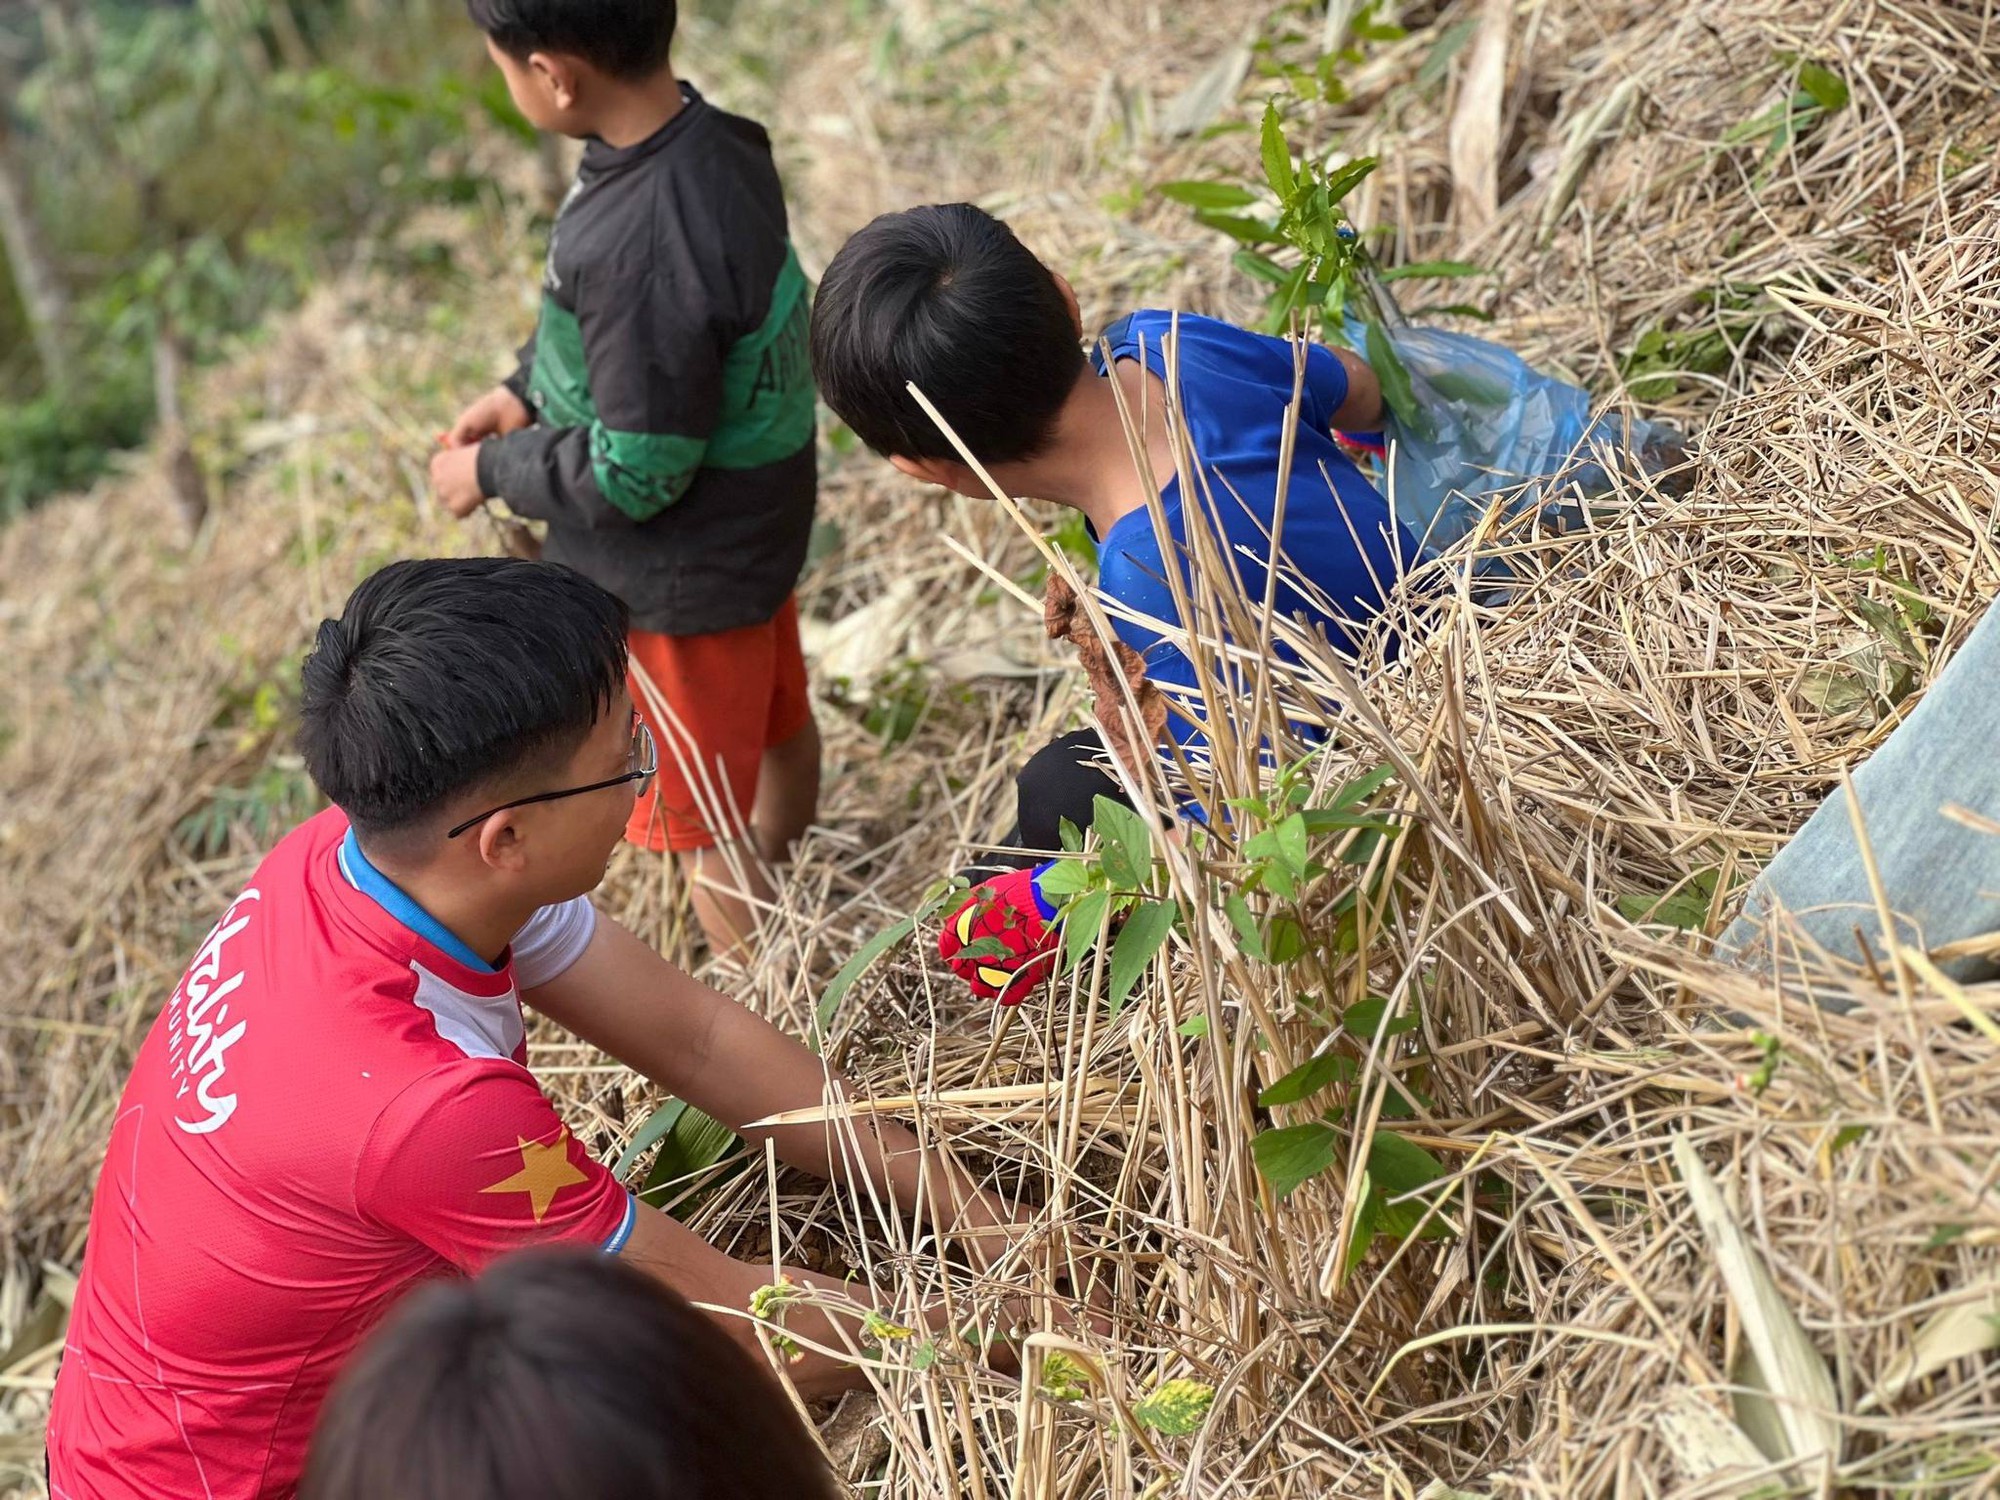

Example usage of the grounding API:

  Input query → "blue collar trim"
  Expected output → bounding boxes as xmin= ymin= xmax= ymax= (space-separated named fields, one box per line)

xmin=338 ymin=829 xmax=495 ymax=973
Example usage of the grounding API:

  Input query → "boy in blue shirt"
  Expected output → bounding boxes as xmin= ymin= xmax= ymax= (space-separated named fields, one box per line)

xmin=810 ymin=203 xmax=1422 ymax=1002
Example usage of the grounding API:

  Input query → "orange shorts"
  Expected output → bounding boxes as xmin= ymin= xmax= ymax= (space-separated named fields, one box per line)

xmin=624 ymin=595 xmax=812 ymax=853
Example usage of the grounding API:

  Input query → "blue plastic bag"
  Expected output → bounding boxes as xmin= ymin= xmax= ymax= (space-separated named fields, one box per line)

xmin=1344 ymin=318 xmax=1687 ymax=570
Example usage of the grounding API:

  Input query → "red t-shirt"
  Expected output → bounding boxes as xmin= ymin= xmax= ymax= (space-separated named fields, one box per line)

xmin=46 ymin=809 xmax=634 ymax=1499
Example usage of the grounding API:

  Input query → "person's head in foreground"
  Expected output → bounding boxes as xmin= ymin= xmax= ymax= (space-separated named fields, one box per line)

xmin=301 ymin=556 xmax=649 ymax=923
xmin=468 ymin=0 xmax=679 ymax=137
xmin=301 ymin=1249 xmax=839 ymax=1500
xmin=810 ymin=201 xmax=1089 ymax=496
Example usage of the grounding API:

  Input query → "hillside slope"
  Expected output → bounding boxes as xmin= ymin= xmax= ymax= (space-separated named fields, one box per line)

xmin=5 ymin=0 xmax=1998 ymax=1494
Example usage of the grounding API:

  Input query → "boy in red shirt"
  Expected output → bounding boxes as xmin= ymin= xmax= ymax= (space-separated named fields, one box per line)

xmin=46 ymin=559 xmax=1014 ymax=1500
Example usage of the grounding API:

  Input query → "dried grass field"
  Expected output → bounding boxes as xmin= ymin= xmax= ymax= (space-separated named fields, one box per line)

xmin=4 ymin=0 xmax=1999 ymax=1495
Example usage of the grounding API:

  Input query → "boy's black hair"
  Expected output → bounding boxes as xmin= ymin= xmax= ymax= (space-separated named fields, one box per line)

xmin=810 ymin=203 xmax=1087 ymax=465
xmin=467 ymin=0 xmax=676 ymax=81
xmin=299 ymin=558 xmax=628 ymax=838
xmin=301 ymin=1249 xmax=839 ymax=1500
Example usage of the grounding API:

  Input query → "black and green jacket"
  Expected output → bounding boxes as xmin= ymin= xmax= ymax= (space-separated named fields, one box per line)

xmin=477 ymin=86 xmax=817 ymax=635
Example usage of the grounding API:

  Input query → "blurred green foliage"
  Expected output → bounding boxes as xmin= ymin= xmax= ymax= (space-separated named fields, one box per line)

xmin=1 ymin=0 xmax=529 ymax=516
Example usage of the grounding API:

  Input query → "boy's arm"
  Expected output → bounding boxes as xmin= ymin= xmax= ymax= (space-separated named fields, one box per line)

xmin=355 ymin=1054 xmax=870 ymax=1399
xmin=525 ymin=915 xmax=1021 ymax=1261
xmin=1320 ymin=344 xmax=1384 ymax=433
xmin=476 ymin=271 xmax=720 ymax=531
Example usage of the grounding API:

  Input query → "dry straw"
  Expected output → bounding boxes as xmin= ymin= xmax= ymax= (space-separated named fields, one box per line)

xmin=3 ymin=0 xmax=1999 ymax=1496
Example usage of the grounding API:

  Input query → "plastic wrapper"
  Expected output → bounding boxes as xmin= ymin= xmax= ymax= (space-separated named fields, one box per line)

xmin=1344 ymin=318 xmax=1689 ymax=572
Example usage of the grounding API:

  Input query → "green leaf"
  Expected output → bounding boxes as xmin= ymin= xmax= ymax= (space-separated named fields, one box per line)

xmin=1063 ymin=888 xmax=1112 ymax=973
xmin=1040 ymin=1351 xmax=1093 ymax=1402
xmin=1108 ymin=899 xmax=1178 ymax=1015
xmin=1273 ymin=813 xmax=1309 ymax=876
xmin=1830 ymin=1124 xmax=1869 ymax=1156
xmin=1036 ymin=858 xmax=1094 ymax=898
xmin=1797 ymin=62 xmax=1849 ymax=112
xmin=1617 ymin=868 xmax=1719 ymax=931
xmin=1368 ymin=1130 xmax=1447 ymax=1195
xmin=641 ymin=1100 xmax=745 ymax=1218
xmin=1252 ymin=1120 xmax=1341 ymax=1199
xmin=1723 ymin=101 xmax=1791 ymax=146
xmin=1259 ymin=101 xmax=1297 ymax=200
xmin=1319 ymin=155 xmax=1379 ymax=205
xmin=1177 ymin=1015 xmax=1210 ymax=1038
xmin=1352 ymin=16 xmax=1406 ymax=42
xmin=1297 ymin=807 xmax=1400 ymax=835
xmin=1411 ymin=301 xmax=1495 ymax=322
xmin=1058 ymin=816 xmax=1084 ymax=852
xmin=614 ymin=1097 xmax=690 ymax=1180
xmin=1131 ymin=1378 xmax=1215 ymax=1436
xmin=1259 ymin=1050 xmax=1356 ymax=1106
xmin=1379 ymin=259 xmax=1484 ymax=281
xmin=1366 ymin=321 xmax=1422 ymax=431
xmin=1263 ymin=263 xmax=1311 ymax=330
xmin=1093 ymin=794 xmax=1154 ymax=889
xmin=1223 ymin=891 xmax=1268 ymax=961
xmin=1265 ymin=915 xmax=1306 ymax=964
xmin=1233 ymin=249 xmax=1291 ymax=285
xmin=1264 ymin=861 xmax=1301 ymax=901
xmin=1343 ymin=995 xmax=1418 ymax=1038
xmin=1195 ymin=211 xmax=1281 ymax=244
xmin=1343 ymin=1177 xmax=1382 ymax=1271
xmin=1367 ymin=1130 xmax=1453 ymax=1239
xmin=815 ymin=915 xmax=915 ymax=1048
xmin=1331 ymin=763 xmax=1396 ymax=809
xmin=1157 ymin=179 xmax=1260 ymax=209
xmin=1417 ymin=18 xmax=1479 ymax=89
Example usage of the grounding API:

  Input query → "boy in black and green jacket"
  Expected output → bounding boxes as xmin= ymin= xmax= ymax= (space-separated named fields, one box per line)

xmin=433 ymin=0 xmax=820 ymax=959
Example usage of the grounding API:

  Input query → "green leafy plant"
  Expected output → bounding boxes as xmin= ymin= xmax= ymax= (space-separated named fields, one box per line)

xmin=616 ymin=1097 xmax=746 ymax=1220
xmin=1619 ymin=286 xmax=1778 ymax=402
xmin=1722 ymin=55 xmax=1851 ymax=186
xmin=748 ymin=1277 xmax=804 ymax=1363
xmin=1036 ymin=795 xmax=1182 ymax=1016
xmin=1617 ymin=867 xmax=1722 ymax=931
xmin=824 ymin=661 xmax=954 ymax=749
xmin=175 ymin=759 xmax=321 ymax=858
xmin=1252 ymin=1119 xmax=1456 ymax=1267
xmin=1155 ymin=35 xmax=1492 ymax=416
xmin=1038 ymin=1350 xmax=1094 ymax=1403
xmin=1220 ymin=758 xmax=1401 ymax=964
xmin=1131 ymin=1377 xmax=1216 ymax=1436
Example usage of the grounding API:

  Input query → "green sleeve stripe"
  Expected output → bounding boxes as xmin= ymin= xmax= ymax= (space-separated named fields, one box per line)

xmin=590 ymin=425 xmax=708 ymax=522
xmin=706 ymin=246 xmax=818 ymax=471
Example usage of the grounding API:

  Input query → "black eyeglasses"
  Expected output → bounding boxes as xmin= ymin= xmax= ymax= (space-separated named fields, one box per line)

xmin=447 ymin=720 xmax=659 ymax=839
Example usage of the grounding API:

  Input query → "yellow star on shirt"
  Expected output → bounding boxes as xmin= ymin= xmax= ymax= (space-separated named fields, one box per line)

xmin=479 ymin=1130 xmax=589 ymax=1223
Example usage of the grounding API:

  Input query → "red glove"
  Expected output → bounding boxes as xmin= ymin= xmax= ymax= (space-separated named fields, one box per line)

xmin=939 ymin=866 xmax=1060 ymax=1004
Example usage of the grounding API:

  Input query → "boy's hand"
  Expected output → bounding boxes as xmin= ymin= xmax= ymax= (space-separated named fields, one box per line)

xmin=939 ymin=867 xmax=1060 ymax=1005
xmin=443 ymin=385 xmax=531 ymax=447
xmin=430 ymin=444 xmax=487 ymax=519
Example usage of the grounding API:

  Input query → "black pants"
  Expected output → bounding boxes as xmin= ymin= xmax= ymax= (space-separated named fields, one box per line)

xmin=967 ymin=729 xmax=1133 ymax=879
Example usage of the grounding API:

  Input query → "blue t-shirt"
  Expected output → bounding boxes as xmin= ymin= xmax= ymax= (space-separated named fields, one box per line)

xmin=1090 ymin=311 xmax=1421 ymax=753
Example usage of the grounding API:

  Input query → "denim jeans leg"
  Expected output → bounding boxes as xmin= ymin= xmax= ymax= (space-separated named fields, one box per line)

xmin=1718 ymin=595 xmax=2000 ymax=983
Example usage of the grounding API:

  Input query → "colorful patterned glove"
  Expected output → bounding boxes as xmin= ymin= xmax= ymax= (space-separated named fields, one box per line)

xmin=1334 ymin=428 xmax=1386 ymax=463
xmin=939 ymin=864 xmax=1060 ymax=1005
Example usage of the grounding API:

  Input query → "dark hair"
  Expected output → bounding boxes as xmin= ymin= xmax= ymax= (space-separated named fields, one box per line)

xmin=299 ymin=558 xmax=628 ymax=837
xmin=302 ymin=1250 xmax=838 ymax=1500
xmin=810 ymin=203 xmax=1087 ymax=464
xmin=467 ymin=0 xmax=677 ymax=81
